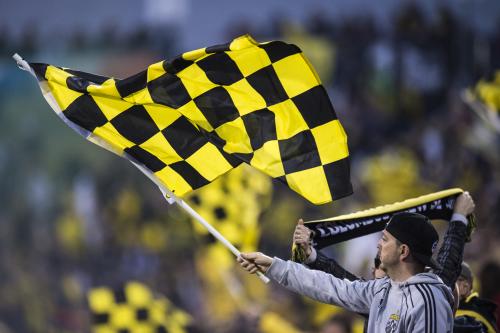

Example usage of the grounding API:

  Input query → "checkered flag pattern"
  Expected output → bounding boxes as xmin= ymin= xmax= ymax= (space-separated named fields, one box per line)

xmin=88 ymin=281 xmax=191 ymax=333
xmin=29 ymin=34 xmax=352 ymax=204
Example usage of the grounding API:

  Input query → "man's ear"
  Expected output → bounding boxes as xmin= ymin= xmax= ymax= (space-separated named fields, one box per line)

xmin=400 ymin=244 xmax=411 ymax=260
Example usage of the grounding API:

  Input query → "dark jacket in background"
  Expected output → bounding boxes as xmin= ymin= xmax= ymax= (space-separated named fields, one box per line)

xmin=456 ymin=292 xmax=498 ymax=333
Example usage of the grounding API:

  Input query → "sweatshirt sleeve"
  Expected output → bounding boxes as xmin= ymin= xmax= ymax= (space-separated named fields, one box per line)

xmin=307 ymin=250 xmax=360 ymax=282
xmin=434 ymin=219 xmax=468 ymax=289
xmin=266 ymin=257 xmax=378 ymax=314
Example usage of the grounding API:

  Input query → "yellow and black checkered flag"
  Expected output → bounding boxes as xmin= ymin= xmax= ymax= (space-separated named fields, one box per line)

xmin=88 ymin=281 xmax=191 ymax=333
xmin=474 ymin=71 xmax=500 ymax=112
xmin=23 ymin=34 xmax=351 ymax=204
xmin=187 ymin=164 xmax=272 ymax=252
xmin=462 ymin=71 xmax=500 ymax=133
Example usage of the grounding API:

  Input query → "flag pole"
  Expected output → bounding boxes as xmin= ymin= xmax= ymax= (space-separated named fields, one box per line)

xmin=165 ymin=188 xmax=270 ymax=284
xmin=133 ymin=162 xmax=270 ymax=284
xmin=13 ymin=53 xmax=34 ymax=76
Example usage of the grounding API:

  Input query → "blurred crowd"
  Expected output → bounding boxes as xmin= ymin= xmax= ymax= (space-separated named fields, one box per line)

xmin=0 ymin=2 xmax=499 ymax=332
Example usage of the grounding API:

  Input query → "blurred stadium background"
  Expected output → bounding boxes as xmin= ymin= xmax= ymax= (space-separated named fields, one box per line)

xmin=1 ymin=0 xmax=500 ymax=332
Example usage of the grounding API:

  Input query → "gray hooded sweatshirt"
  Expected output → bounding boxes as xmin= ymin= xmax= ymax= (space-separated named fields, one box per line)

xmin=267 ymin=258 xmax=454 ymax=333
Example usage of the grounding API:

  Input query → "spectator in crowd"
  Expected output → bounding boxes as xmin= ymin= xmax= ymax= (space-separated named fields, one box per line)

xmin=238 ymin=212 xmax=455 ymax=332
xmin=292 ymin=191 xmax=475 ymax=331
xmin=479 ymin=261 xmax=500 ymax=332
xmin=455 ymin=262 xmax=498 ymax=333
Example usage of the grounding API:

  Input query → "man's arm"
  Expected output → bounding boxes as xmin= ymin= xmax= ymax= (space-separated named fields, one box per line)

xmin=309 ymin=250 xmax=361 ymax=281
xmin=293 ymin=219 xmax=360 ymax=281
xmin=238 ymin=253 xmax=378 ymax=314
xmin=434 ymin=192 xmax=475 ymax=289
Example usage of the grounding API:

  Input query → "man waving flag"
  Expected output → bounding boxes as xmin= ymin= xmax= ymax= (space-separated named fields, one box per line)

xmin=16 ymin=34 xmax=351 ymax=204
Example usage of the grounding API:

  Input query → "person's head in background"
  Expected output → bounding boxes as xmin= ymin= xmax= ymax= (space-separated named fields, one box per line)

xmin=319 ymin=315 xmax=352 ymax=333
xmin=456 ymin=262 xmax=474 ymax=302
xmin=372 ymin=255 xmax=386 ymax=279
xmin=479 ymin=260 xmax=500 ymax=301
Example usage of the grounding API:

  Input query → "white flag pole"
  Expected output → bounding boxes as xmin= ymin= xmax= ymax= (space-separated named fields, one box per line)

xmin=133 ymin=162 xmax=270 ymax=284
xmin=163 ymin=187 xmax=270 ymax=284
xmin=13 ymin=53 xmax=36 ymax=77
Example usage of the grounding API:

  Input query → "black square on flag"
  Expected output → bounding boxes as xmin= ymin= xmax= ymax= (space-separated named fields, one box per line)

xmin=115 ymin=70 xmax=148 ymax=98
xmin=64 ymin=95 xmax=108 ymax=132
xmin=241 ymin=108 xmax=277 ymax=150
xmin=111 ymin=105 xmax=159 ymax=145
xmin=278 ymin=130 xmax=321 ymax=174
xmin=148 ymin=73 xmax=192 ymax=109
xmin=246 ymin=65 xmax=288 ymax=107
xmin=125 ymin=145 xmax=166 ymax=172
xmin=170 ymin=161 xmax=210 ymax=189
xmin=292 ymin=86 xmax=337 ymax=128
xmin=163 ymin=57 xmax=194 ymax=74
xmin=136 ymin=308 xmax=149 ymax=321
xmin=196 ymin=53 xmax=244 ymax=86
xmin=161 ymin=117 xmax=207 ymax=159
xmin=194 ymin=86 xmax=240 ymax=129
xmin=259 ymin=41 xmax=301 ymax=63
xmin=323 ymin=158 xmax=352 ymax=199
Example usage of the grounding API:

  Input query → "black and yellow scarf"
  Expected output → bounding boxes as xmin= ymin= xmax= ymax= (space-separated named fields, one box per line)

xmin=293 ymin=188 xmax=475 ymax=262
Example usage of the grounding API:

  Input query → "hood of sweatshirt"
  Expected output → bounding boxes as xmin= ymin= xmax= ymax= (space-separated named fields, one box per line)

xmin=401 ymin=272 xmax=452 ymax=297
xmin=376 ymin=273 xmax=454 ymax=311
xmin=403 ymin=272 xmax=446 ymax=286
xmin=396 ymin=272 xmax=454 ymax=308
